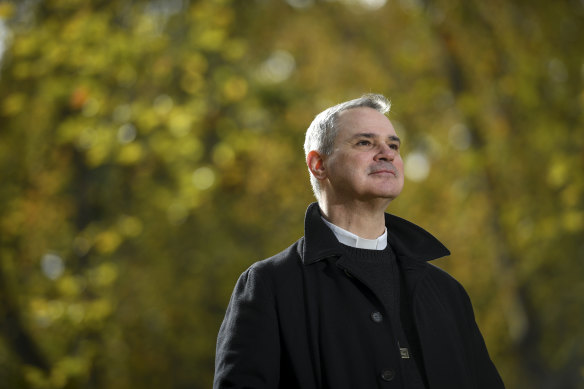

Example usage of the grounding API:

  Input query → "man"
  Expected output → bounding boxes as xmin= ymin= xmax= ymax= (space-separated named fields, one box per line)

xmin=214 ymin=94 xmax=504 ymax=388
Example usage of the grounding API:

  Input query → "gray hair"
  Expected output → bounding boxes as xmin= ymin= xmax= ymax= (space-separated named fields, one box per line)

xmin=303 ymin=93 xmax=391 ymax=200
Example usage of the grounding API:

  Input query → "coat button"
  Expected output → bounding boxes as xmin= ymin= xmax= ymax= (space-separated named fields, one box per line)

xmin=370 ymin=311 xmax=383 ymax=323
xmin=380 ymin=369 xmax=395 ymax=381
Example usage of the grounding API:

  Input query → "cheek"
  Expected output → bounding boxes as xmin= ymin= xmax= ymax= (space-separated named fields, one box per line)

xmin=394 ymin=156 xmax=404 ymax=172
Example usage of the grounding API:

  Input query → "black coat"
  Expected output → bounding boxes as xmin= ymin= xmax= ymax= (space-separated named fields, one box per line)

xmin=214 ymin=203 xmax=504 ymax=389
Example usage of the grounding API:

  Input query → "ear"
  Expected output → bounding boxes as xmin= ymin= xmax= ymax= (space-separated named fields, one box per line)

xmin=306 ymin=150 xmax=327 ymax=180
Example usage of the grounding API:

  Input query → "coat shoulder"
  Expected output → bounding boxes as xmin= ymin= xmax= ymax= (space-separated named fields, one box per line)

xmin=244 ymin=237 xmax=304 ymax=289
xmin=422 ymin=262 xmax=471 ymax=301
xmin=425 ymin=262 xmax=463 ymax=285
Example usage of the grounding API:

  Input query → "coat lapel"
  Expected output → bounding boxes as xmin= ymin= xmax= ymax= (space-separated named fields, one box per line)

xmin=301 ymin=202 xmax=450 ymax=266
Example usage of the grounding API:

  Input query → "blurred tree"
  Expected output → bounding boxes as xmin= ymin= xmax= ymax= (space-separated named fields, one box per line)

xmin=0 ymin=0 xmax=582 ymax=388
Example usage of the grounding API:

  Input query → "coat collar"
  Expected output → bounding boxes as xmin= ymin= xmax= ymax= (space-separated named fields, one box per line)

xmin=301 ymin=202 xmax=450 ymax=265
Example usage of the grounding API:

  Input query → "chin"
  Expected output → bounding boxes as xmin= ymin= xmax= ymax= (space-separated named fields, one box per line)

xmin=370 ymin=187 xmax=403 ymax=199
xmin=361 ymin=192 xmax=401 ymax=202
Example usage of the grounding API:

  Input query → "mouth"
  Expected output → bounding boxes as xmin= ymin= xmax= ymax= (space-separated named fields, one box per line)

xmin=369 ymin=162 xmax=397 ymax=177
xmin=370 ymin=170 xmax=396 ymax=176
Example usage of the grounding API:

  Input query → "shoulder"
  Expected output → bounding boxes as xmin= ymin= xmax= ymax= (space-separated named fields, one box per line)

xmin=422 ymin=263 xmax=471 ymax=300
xmin=425 ymin=262 xmax=460 ymax=283
xmin=418 ymin=263 xmax=477 ymax=321
xmin=251 ymin=238 xmax=302 ymax=272
xmin=239 ymin=238 xmax=304 ymax=291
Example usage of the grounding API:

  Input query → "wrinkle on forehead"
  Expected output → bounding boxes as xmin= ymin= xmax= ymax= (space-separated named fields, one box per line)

xmin=335 ymin=107 xmax=397 ymax=143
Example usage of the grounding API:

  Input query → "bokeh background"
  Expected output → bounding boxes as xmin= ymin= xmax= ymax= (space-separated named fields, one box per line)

xmin=0 ymin=0 xmax=583 ymax=388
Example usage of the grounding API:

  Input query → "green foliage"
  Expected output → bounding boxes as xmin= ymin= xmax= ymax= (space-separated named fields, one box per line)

xmin=0 ymin=0 xmax=583 ymax=388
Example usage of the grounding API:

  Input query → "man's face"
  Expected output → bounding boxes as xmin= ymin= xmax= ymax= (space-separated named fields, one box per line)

xmin=322 ymin=107 xmax=404 ymax=202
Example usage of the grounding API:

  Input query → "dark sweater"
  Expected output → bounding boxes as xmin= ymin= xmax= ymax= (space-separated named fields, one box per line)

xmin=341 ymin=244 xmax=428 ymax=389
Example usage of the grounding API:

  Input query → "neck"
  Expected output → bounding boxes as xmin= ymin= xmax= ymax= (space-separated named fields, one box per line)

xmin=318 ymin=197 xmax=390 ymax=239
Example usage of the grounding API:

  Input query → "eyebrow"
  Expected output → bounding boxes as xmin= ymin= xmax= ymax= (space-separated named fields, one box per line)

xmin=350 ymin=133 xmax=401 ymax=145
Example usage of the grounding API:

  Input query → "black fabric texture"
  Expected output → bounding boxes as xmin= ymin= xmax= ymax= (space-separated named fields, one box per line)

xmin=214 ymin=203 xmax=506 ymax=389
xmin=341 ymin=243 xmax=427 ymax=389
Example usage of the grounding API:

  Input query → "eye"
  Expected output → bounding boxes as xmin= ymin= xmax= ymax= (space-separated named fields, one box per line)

xmin=356 ymin=140 xmax=372 ymax=146
xmin=389 ymin=143 xmax=399 ymax=150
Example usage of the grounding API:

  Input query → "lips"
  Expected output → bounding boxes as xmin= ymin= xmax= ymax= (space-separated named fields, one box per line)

xmin=369 ymin=163 xmax=397 ymax=176
xmin=371 ymin=170 xmax=395 ymax=175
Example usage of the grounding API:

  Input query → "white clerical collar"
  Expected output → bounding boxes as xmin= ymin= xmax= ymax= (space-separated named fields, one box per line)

xmin=321 ymin=217 xmax=387 ymax=250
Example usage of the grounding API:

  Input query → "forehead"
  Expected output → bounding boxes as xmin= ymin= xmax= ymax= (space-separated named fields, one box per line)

xmin=335 ymin=107 xmax=396 ymax=139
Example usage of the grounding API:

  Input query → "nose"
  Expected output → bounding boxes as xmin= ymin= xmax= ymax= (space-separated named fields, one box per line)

xmin=374 ymin=143 xmax=395 ymax=162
